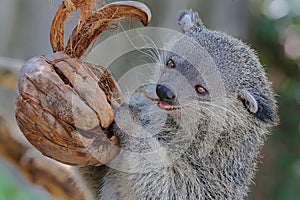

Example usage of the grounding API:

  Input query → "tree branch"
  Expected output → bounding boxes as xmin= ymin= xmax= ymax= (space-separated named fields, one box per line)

xmin=0 ymin=56 xmax=23 ymax=89
xmin=0 ymin=116 xmax=85 ymax=200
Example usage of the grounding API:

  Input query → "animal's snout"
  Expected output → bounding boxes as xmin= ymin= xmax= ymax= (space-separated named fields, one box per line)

xmin=156 ymin=84 xmax=176 ymax=104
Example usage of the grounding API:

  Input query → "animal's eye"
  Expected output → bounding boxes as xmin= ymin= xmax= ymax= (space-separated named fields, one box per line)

xmin=166 ymin=59 xmax=175 ymax=68
xmin=195 ymin=85 xmax=208 ymax=95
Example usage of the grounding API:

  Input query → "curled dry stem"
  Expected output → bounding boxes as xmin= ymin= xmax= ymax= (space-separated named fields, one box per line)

xmin=50 ymin=1 xmax=151 ymax=58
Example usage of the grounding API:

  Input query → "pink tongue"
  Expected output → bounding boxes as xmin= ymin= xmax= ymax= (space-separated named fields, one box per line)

xmin=158 ymin=101 xmax=172 ymax=109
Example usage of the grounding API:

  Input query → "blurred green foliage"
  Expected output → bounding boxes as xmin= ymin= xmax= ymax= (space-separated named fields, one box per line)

xmin=0 ymin=162 xmax=50 ymax=200
xmin=249 ymin=0 xmax=300 ymax=200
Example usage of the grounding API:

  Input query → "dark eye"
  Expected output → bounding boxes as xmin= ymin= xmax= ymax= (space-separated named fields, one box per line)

xmin=195 ymin=85 xmax=208 ymax=95
xmin=166 ymin=59 xmax=175 ymax=68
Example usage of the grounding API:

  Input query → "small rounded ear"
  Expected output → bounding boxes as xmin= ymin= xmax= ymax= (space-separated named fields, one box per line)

xmin=178 ymin=10 xmax=203 ymax=33
xmin=238 ymin=89 xmax=276 ymax=123
xmin=238 ymin=89 xmax=258 ymax=114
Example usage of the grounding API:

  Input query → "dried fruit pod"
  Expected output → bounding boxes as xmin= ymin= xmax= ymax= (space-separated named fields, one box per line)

xmin=15 ymin=1 xmax=151 ymax=166
xmin=15 ymin=52 xmax=120 ymax=166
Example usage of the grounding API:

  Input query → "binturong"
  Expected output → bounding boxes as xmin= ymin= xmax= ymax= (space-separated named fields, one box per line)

xmin=78 ymin=10 xmax=279 ymax=200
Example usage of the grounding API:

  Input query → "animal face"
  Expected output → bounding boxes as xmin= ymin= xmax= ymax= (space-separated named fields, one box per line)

xmin=156 ymin=51 xmax=211 ymax=111
xmin=154 ymin=27 xmax=278 ymax=125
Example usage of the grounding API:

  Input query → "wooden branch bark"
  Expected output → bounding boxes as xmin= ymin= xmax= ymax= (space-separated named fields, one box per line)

xmin=0 ymin=56 xmax=23 ymax=89
xmin=0 ymin=116 xmax=85 ymax=200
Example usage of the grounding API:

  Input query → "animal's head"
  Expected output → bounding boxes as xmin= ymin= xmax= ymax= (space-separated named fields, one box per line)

xmin=155 ymin=10 xmax=278 ymax=127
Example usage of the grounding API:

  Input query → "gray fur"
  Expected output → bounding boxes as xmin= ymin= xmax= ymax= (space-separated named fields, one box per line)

xmin=78 ymin=10 xmax=278 ymax=200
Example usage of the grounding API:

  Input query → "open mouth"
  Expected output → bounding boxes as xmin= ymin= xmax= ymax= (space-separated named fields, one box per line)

xmin=157 ymin=100 xmax=180 ymax=110
xmin=142 ymin=90 xmax=180 ymax=110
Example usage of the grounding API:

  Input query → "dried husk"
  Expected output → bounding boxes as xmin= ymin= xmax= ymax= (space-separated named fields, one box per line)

xmin=51 ymin=1 xmax=151 ymax=58
xmin=65 ymin=1 xmax=151 ymax=58
xmin=15 ymin=1 xmax=151 ymax=166
xmin=15 ymin=52 xmax=120 ymax=166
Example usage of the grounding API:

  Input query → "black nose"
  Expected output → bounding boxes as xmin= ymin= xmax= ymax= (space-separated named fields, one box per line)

xmin=156 ymin=84 xmax=176 ymax=104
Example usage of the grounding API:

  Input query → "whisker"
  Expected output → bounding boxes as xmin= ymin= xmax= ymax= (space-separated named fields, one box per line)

xmin=142 ymin=90 xmax=160 ymax=102
xmin=199 ymin=101 xmax=246 ymax=125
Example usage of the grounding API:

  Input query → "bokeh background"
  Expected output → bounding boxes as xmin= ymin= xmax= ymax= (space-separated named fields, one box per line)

xmin=0 ymin=0 xmax=299 ymax=199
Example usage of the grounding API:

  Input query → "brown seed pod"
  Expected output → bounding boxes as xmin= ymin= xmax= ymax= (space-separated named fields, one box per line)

xmin=15 ymin=1 xmax=151 ymax=166
xmin=15 ymin=52 xmax=120 ymax=166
